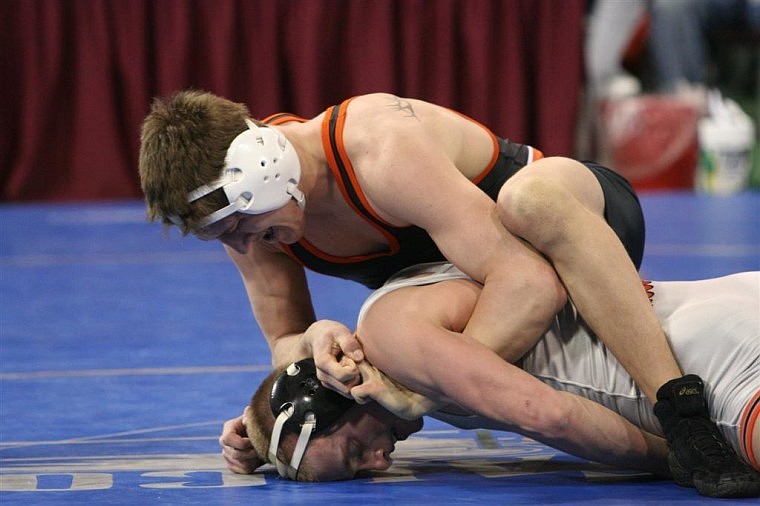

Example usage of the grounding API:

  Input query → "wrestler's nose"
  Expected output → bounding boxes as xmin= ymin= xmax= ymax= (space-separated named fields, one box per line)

xmin=362 ymin=448 xmax=392 ymax=471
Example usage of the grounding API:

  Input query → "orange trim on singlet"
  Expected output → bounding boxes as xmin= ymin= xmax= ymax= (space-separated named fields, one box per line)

xmin=330 ymin=99 xmax=397 ymax=228
xmin=280 ymin=244 xmax=302 ymax=264
xmin=472 ymin=134 xmax=500 ymax=186
xmin=302 ymin=98 xmax=401 ymax=263
xmin=740 ymin=388 xmax=760 ymax=471
xmin=446 ymin=108 xmax=500 ymax=186
xmin=291 ymin=236 xmax=397 ymax=264
xmin=641 ymin=280 xmax=655 ymax=302
xmin=261 ymin=112 xmax=308 ymax=125
xmin=446 ymin=108 xmax=544 ymax=186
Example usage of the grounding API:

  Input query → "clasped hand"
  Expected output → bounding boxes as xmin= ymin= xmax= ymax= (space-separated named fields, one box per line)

xmin=307 ymin=321 xmax=438 ymax=418
xmin=306 ymin=319 xmax=365 ymax=396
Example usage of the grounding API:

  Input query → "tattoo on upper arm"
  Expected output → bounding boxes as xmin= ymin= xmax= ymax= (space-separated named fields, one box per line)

xmin=387 ymin=96 xmax=420 ymax=121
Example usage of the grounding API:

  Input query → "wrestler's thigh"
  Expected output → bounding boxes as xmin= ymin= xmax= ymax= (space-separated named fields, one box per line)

xmin=501 ymin=156 xmax=606 ymax=218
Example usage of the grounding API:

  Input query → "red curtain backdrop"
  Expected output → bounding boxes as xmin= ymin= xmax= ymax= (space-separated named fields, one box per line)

xmin=1 ymin=0 xmax=584 ymax=202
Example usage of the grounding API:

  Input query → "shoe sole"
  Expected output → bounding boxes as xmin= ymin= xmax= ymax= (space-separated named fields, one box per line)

xmin=669 ymin=453 xmax=760 ymax=498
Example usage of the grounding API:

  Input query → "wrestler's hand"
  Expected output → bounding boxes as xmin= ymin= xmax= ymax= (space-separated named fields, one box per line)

xmin=306 ymin=319 xmax=365 ymax=397
xmin=219 ymin=407 xmax=263 ymax=474
xmin=351 ymin=361 xmax=441 ymax=419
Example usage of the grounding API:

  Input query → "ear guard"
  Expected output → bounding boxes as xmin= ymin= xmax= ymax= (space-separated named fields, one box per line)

xmin=186 ymin=120 xmax=305 ymax=229
xmin=268 ymin=358 xmax=355 ymax=480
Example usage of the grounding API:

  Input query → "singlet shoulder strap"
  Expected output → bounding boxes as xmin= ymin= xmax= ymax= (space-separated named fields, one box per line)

xmin=262 ymin=112 xmax=307 ymax=125
xmin=320 ymin=98 xmax=395 ymax=230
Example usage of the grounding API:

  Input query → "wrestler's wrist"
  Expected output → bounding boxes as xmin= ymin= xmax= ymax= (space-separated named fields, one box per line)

xmin=270 ymin=332 xmax=312 ymax=369
xmin=296 ymin=331 xmax=314 ymax=359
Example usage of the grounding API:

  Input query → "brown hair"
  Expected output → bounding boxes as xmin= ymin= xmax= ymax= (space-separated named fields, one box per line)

xmin=138 ymin=89 xmax=263 ymax=234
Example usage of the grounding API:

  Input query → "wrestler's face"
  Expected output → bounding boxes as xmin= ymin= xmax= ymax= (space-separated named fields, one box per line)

xmin=196 ymin=200 xmax=305 ymax=253
xmin=301 ymin=402 xmax=423 ymax=481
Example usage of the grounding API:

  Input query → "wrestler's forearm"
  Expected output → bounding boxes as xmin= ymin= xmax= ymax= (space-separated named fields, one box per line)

xmin=463 ymin=272 xmax=566 ymax=362
xmin=423 ymin=333 xmax=669 ymax=474
xmin=532 ymin=392 xmax=669 ymax=475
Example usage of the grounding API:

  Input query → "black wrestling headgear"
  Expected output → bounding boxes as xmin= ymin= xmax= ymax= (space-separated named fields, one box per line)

xmin=268 ymin=358 xmax=356 ymax=479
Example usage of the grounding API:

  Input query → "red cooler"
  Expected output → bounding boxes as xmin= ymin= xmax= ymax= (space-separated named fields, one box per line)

xmin=597 ymin=96 xmax=700 ymax=192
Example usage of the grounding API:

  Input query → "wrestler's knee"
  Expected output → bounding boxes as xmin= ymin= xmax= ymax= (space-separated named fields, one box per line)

xmin=497 ymin=159 xmax=577 ymax=250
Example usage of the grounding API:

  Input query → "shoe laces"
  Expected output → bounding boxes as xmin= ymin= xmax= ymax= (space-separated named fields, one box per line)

xmin=681 ymin=417 xmax=744 ymax=470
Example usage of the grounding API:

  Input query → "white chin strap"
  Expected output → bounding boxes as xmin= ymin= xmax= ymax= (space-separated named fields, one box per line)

xmin=268 ymin=406 xmax=316 ymax=480
xmin=188 ymin=176 xmax=304 ymax=229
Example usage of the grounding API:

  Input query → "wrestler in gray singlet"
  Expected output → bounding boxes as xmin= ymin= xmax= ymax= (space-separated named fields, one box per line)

xmin=358 ymin=262 xmax=760 ymax=471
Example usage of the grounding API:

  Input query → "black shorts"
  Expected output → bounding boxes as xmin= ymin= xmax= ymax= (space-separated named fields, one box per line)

xmin=478 ymin=138 xmax=646 ymax=270
xmin=581 ymin=161 xmax=645 ymax=269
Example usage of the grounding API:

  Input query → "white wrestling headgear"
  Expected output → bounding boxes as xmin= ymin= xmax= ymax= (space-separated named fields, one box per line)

xmin=186 ymin=120 xmax=305 ymax=229
xmin=268 ymin=359 xmax=355 ymax=480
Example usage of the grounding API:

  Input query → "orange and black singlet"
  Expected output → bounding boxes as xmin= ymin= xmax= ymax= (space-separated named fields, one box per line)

xmin=263 ymin=99 xmax=541 ymax=289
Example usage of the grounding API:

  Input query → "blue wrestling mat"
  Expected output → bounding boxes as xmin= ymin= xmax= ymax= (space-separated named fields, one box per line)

xmin=1 ymin=192 xmax=759 ymax=505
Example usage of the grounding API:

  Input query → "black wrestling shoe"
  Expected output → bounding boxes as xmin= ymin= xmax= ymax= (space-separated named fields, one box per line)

xmin=654 ymin=374 xmax=760 ymax=498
